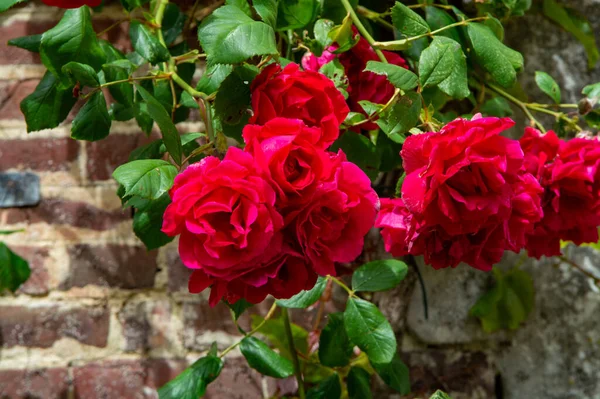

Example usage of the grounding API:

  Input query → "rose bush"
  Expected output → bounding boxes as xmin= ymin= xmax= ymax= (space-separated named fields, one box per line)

xmin=41 ymin=0 xmax=99 ymax=8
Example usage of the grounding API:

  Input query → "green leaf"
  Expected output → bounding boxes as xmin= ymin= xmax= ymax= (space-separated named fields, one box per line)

xmin=226 ymin=0 xmax=252 ymax=15
xmin=480 ymin=97 xmax=513 ymax=117
xmin=430 ymin=390 xmax=453 ymax=399
xmin=433 ymin=37 xmax=469 ymax=99
xmin=419 ymin=39 xmax=454 ymax=88
xmin=129 ymin=140 xmax=165 ymax=161
xmin=352 ymin=259 xmax=408 ymax=293
xmin=543 ymin=0 xmax=599 ymax=69
xmin=132 ymin=194 xmax=174 ymax=250
xmin=253 ymin=0 xmax=278 ymax=28
xmin=158 ymin=133 xmax=204 ymax=154
xmin=0 ymin=243 xmax=30 ymax=293
xmin=307 ymin=373 xmax=341 ymax=399
xmin=277 ymin=276 xmax=326 ymax=309
xmin=319 ymin=59 xmax=349 ymax=98
xmin=484 ymin=14 xmax=504 ymax=41
xmin=344 ymin=298 xmax=396 ymax=364
xmin=8 ymin=34 xmax=42 ymax=53
xmin=120 ymin=0 xmax=149 ymax=12
xmin=347 ymin=367 xmax=372 ymax=399
xmin=180 ymin=91 xmax=199 ymax=109
xmin=240 ymin=337 xmax=294 ymax=378
xmin=130 ymin=21 xmax=171 ymax=65
xmin=198 ymin=5 xmax=278 ymax=65
xmin=157 ymin=355 xmax=223 ymax=399
xmin=62 ymin=62 xmax=99 ymax=87
xmin=71 ymin=91 xmax=111 ymax=142
xmin=391 ymin=2 xmax=430 ymax=37
xmin=250 ymin=315 xmax=309 ymax=357
xmin=314 ymin=19 xmax=334 ymax=49
xmin=319 ymin=313 xmax=354 ymax=368
xmin=277 ymin=0 xmax=319 ymax=31
xmin=113 ymin=160 xmax=178 ymax=200
xmin=135 ymin=101 xmax=154 ymax=135
xmin=227 ymin=298 xmax=254 ymax=320
xmin=364 ymin=61 xmax=418 ymax=91
xmin=425 ymin=7 xmax=462 ymax=46
xmin=20 ymin=71 xmax=77 ymax=133
xmin=0 ymin=0 xmax=26 ymax=12
xmin=162 ymin=3 xmax=186 ymax=45
xmin=535 ymin=71 xmax=561 ymax=103
xmin=196 ymin=64 xmax=234 ymax=96
xmin=100 ymin=41 xmax=134 ymax=106
xmin=377 ymin=91 xmax=422 ymax=144
xmin=371 ymin=353 xmax=411 ymax=394
xmin=583 ymin=82 xmax=600 ymax=100
xmin=214 ymin=65 xmax=258 ymax=126
xmin=331 ymin=132 xmax=380 ymax=180
xmin=466 ymin=23 xmax=523 ymax=88
xmin=136 ymin=85 xmax=183 ymax=165
xmin=40 ymin=7 xmax=106 ymax=87
xmin=321 ymin=0 xmax=357 ymax=24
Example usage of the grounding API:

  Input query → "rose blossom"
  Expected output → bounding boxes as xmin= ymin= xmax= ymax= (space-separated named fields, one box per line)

xmin=520 ymin=128 xmax=600 ymax=257
xmin=162 ymin=147 xmax=318 ymax=305
xmin=287 ymin=155 xmax=379 ymax=276
xmin=381 ymin=115 xmax=543 ymax=271
xmin=249 ymin=63 xmax=349 ymax=148
xmin=42 ymin=0 xmax=100 ymax=8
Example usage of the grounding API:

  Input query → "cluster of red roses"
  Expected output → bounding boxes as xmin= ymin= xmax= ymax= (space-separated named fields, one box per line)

xmin=377 ymin=115 xmax=600 ymax=271
xmin=163 ymin=63 xmax=379 ymax=306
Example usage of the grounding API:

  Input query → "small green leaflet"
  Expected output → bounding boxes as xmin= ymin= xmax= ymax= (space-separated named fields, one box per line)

xmin=196 ymin=64 xmax=234 ymax=95
xmin=377 ymin=91 xmax=422 ymax=144
xmin=129 ymin=21 xmax=171 ymax=65
xmin=364 ymin=61 xmax=418 ymax=91
xmin=0 ymin=243 xmax=31 ymax=293
xmin=71 ymin=91 xmax=111 ymax=142
xmin=157 ymin=355 xmax=223 ymax=399
xmin=347 ymin=367 xmax=372 ymax=399
xmin=113 ymin=159 xmax=178 ymax=200
xmin=352 ymin=259 xmax=408 ymax=292
xmin=62 ymin=62 xmax=100 ymax=87
xmin=0 ymin=0 xmax=26 ymax=12
xmin=391 ymin=2 xmax=430 ymax=36
xmin=419 ymin=39 xmax=454 ymax=88
xmin=319 ymin=312 xmax=354 ymax=368
xmin=253 ymin=0 xmax=278 ymax=28
xmin=8 ymin=34 xmax=42 ymax=53
xmin=277 ymin=0 xmax=319 ymax=31
xmin=429 ymin=390 xmax=453 ymax=399
xmin=535 ymin=71 xmax=561 ymax=103
xmin=226 ymin=298 xmax=254 ymax=321
xmin=371 ymin=353 xmax=411 ymax=395
xmin=306 ymin=373 xmax=342 ymax=399
xmin=434 ymin=37 xmax=469 ymax=99
xmin=132 ymin=193 xmax=174 ymax=250
xmin=277 ymin=276 xmax=326 ymax=308
xmin=239 ymin=336 xmax=294 ymax=378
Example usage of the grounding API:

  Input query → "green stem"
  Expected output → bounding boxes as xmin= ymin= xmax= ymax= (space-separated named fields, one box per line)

xmin=357 ymin=6 xmax=394 ymax=31
xmin=340 ymin=0 xmax=388 ymax=63
xmin=282 ymin=308 xmax=306 ymax=399
xmin=328 ymin=275 xmax=354 ymax=296
xmin=220 ymin=302 xmax=278 ymax=358
xmin=487 ymin=82 xmax=547 ymax=132
xmin=203 ymin=98 xmax=215 ymax=144
xmin=374 ymin=17 xmax=489 ymax=50
xmin=558 ymin=256 xmax=600 ymax=285
xmin=171 ymin=72 xmax=208 ymax=99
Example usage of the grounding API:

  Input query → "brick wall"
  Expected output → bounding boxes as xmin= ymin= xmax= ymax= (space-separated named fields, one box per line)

xmin=0 ymin=3 xmax=279 ymax=398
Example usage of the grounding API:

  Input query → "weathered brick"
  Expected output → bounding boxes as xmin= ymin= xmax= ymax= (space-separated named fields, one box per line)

xmin=0 ymin=80 xmax=40 ymax=119
xmin=0 ymin=137 xmax=79 ymax=171
xmin=73 ymin=358 xmax=187 ymax=399
xmin=86 ymin=133 xmax=159 ymax=181
xmin=1 ymin=198 xmax=130 ymax=231
xmin=0 ymin=367 xmax=70 ymax=399
xmin=165 ymin=246 xmax=193 ymax=293
xmin=62 ymin=244 xmax=157 ymax=290
xmin=0 ymin=20 xmax=55 ymax=65
xmin=118 ymin=299 xmax=178 ymax=352
xmin=182 ymin=301 xmax=239 ymax=350
xmin=205 ymin=357 xmax=276 ymax=399
xmin=10 ymin=246 xmax=50 ymax=295
xmin=0 ymin=304 xmax=109 ymax=348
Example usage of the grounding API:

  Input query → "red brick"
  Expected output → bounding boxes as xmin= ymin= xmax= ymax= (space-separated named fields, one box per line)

xmin=10 ymin=246 xmax=50 ymax=295
xmin=0 ymin=20 xmax=56 ymax=65
xmin=182 ymin=301 xmax=239 ymax=350
xmin=62 ymin=244 xmax=157 ymax=289
xmin=0 ymin=137 xmax=79 ymax=171
xmin=165 ymin=246 xmax=193 ymax=293
xmin=0 ymin=80 xmax=39 ymax=119
xmin=0 ymin=367 xmax=70 ymax=398
xmin=2 ymin=198 xmax=130 ymax=231
xmin=0 ymin=304 xmax=109 ymax=348
xmin=73 ymin=358 xmax=187 ymax=399
xmin=118 ymin=300 xmax=176 ymax=352
xmin=86 ymin=133 xmax=159 ymax=181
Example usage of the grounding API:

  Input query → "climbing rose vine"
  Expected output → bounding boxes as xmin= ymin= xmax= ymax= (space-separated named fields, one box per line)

xmin=2 ymin=0 xmax=600 ymax=397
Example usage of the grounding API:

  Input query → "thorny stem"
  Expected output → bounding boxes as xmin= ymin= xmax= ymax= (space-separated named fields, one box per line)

xmin=340 ymin=0 xmax=388 ymax=63
xmin=558 ymin=256 xmax=600 ymax=285
xmin=374 ymin=17 xmax=489 ymax=50
xmin=219 ymin=302 xmax=278 ymax=358
xmin=282 ymin=308 xmax=306 ymax=399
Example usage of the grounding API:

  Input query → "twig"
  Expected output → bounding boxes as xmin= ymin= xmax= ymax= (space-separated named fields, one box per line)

xmin=282 ymin=308 xmax=306 ymax=399
xmin=341 ymin=0 xmax=388 ymax=63
xmin=219 ymin=302 xmax=278 ymax=358
xmin=558 ymin=255 xmax=600 ymax=285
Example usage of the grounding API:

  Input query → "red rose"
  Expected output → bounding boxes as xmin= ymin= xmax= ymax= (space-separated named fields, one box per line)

xmin=42 ymin=0 xmax=100 ymax=8
xmin=288 ymin=155 xmax=379 ymax=276
xmin=521 ymin=128 xmax=600 ymax=257
xmin=243 ymin=118 xmax=335 ymax=203
xmin=162 ymin=147 xmax=314 ymax=304
xmin=249 ymin=63 xmax=349 ymax=148
xmin=389 ymin=115 xmax=543 ymax=270
xmin=375 ymin=197 xmax=416 ymax=257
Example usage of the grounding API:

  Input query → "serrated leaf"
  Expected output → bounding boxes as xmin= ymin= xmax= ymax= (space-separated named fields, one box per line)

xmin=214 ymin=65 xmax=258 ymax=128
xmin=40 ymin=7 xmax=106 ymax=87
xmin=419 ymin=40 xmax=454 ymax=88
xmin=277 ymin=276 xmax=326 ymax=308
xmin=391 ymin=2 xmax=430 ymax=37
xmin=20 ymin=71 xmax=77 ymax=133
xmin=371 ymin=353 xmax=410 ymax=395
xmin=227 ymin=298 xmax=253 ymax=320
xmin=344 ymin=298 xmax=396 ymax=364
xmin=319 ymin=312 xmax=353 ymax=368
xmin=425 ymin=7 xmax=462 ymax=45
xmin=133 ymin=193 xmax=174 ymax=250
xmin=466 ymin=23 xmax=523 ymax=88
xmin=352 ymin=259 xmax=408 ymax=292
xmin=240 ymin=336 xmax=294 ymax=378
xmin=113 ymin=159 xmax=178 ymax=200
xmin=198 ymin=5 xmax=278 ymax=65
xmin=434 ymin=37 xmax=469 ymax=99
xmin=377 ymin=91 xmax=422 ymax=144
xmin=162 ymin=3 xmax=186 ymax=45
xmin=8 ymin=34 xmax=42 ymax=53
xmin=157 ymin=355 xmax=223 ymax=399
xmin=62 ymin=62 xmax=99 ymax=87
xmin=253 ymin=0 xmax=278 ymax=28
xmin=196 ymin=64 xmax=234 ymax=96
xmin=364 ymin=61 xmax=418 ymax=91
xmin=347 ymin=367 xmax=372 ymax=399
xmin=277 ymin=0 xmax=319 ymax=31
xmin=535 ymin=71 xmax=561 ymax=103
xmin=306 ymin=373 xmax=342 ymax=399
xmin=71 ymin=91 xmax=111 ymax=141
xmin=136 ymin=85 xmax=183 ymax=165
xmin=130 ymin=21 xmax=171 ymax=65
xmin=0 ymin=243 xmax=30 ymax=293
